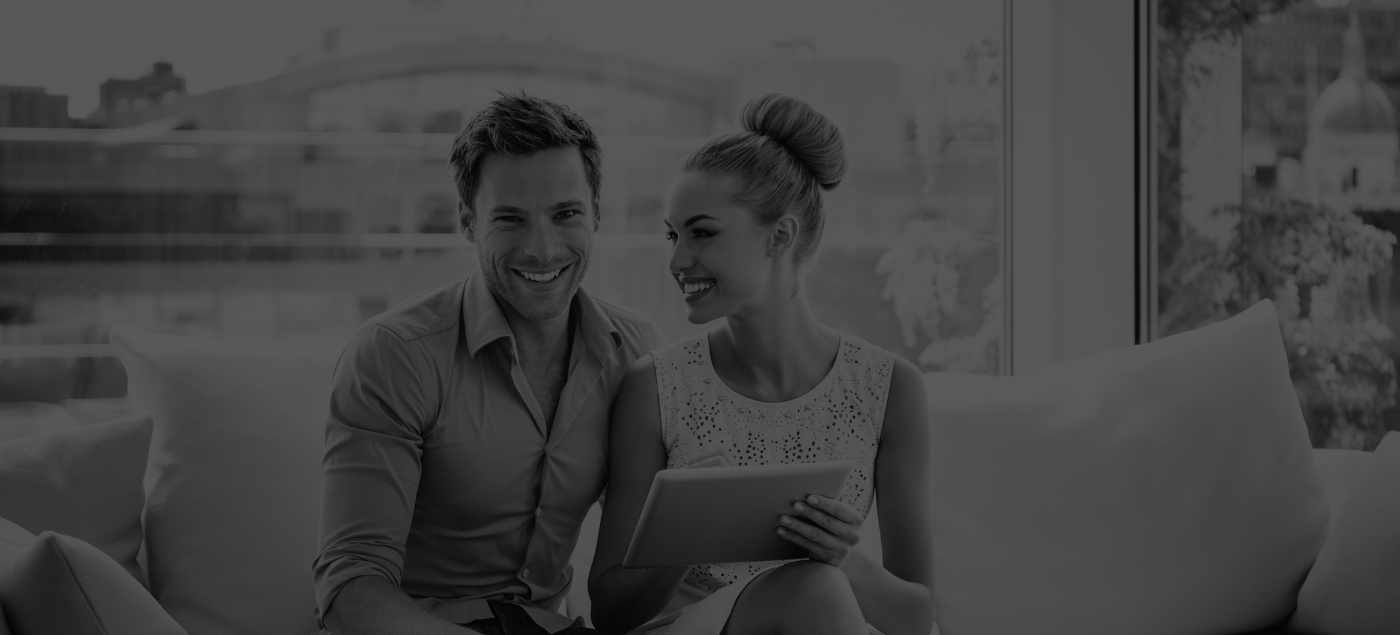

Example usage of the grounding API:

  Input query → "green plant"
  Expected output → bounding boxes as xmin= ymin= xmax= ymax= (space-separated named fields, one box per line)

xmin=1162 ymin=197 xmax=1397 ymax=449
xmin=1156 ymin=0 xmax=1300 ymax=313
xmin=876 ymin=220 xmax=1001 ymax=374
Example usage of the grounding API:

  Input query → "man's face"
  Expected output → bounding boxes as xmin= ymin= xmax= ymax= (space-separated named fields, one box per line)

xmin=463 ymin=146 xmax=596 ymax=324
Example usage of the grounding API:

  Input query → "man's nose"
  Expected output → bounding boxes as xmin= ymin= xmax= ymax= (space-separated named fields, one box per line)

xmin=522 ymin=220 xmax=564 ymax=263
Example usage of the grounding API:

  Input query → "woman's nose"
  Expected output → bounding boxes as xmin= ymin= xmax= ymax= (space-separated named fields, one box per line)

xmin=667 ymin=240 xmax=693 ymax=274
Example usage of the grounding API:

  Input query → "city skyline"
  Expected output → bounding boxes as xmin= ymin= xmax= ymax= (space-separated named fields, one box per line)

xmin=2 ymin=0 xmax=1000 ymax=118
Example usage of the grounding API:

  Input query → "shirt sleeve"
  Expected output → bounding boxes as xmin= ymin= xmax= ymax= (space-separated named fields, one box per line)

xmin=646 ymin=320 xmax=667 ymax=351
xmin=312 ymin=323 xmax=437 ymax=627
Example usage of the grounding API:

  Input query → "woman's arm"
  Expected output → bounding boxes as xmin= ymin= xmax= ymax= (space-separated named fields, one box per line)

xmin=780 ymin=357 xmax=934 ymax=635
xmin=846 ymin=357 xmax=935 ymax=635
xmin=588 ymin=355 xmax=690 ymax=633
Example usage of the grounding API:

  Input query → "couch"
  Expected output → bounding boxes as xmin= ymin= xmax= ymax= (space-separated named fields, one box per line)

xmin=0 ymin=299 xmax=1395 ymax=635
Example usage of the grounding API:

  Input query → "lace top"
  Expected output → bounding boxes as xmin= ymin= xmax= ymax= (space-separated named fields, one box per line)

xmin=653 ymin=329 xmax=896 ymax=593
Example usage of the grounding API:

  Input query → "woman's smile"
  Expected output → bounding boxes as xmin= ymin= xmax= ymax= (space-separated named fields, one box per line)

xmin=680 ymin=278 xmax=716 ymax=302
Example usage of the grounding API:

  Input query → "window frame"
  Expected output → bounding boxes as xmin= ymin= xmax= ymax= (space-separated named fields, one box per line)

xmin=1006 ymin=0 xmax=1145 ymax=375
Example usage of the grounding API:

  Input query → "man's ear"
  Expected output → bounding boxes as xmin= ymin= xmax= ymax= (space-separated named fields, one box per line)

xmin=459 ymin=200 xmax=476 ymax=244
xmin=768 ymin=214 xmax=799 ymax=258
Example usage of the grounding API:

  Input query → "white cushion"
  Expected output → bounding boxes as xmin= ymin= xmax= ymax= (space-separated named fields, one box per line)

xmin=1311 ymin=448 xmax=1372 ymax=537
xmin=1293 ymin=432 xmax=1400 ymax=634
xmin=924 ymin=300 xmax=1328 ymax=635
xmin=111 ymin=325 xmax=340 ymax=635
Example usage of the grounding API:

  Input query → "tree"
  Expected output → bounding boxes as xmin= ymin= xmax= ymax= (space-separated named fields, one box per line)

xmin=1161 ymin=197 xmax=1397 ymax=449
xmin=1157 ymin=0 xmax=1300 ymax=316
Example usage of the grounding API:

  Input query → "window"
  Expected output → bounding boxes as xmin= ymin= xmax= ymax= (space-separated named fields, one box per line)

xmin=0 ymin=1 xmax=1008 ymax=439
xmin=1153 ymin=0 xmax=1400 ymax=450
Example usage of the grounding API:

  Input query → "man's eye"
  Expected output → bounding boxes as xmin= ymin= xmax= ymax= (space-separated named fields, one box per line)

xmin=496 ymin=215 xmax=523 ymax=223
xmin=556 ymin=209 xmax=581 ymax=219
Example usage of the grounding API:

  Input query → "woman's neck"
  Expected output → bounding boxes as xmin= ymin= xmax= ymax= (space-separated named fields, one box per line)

xmin=711 ymin=291 xmax=841 ymax=403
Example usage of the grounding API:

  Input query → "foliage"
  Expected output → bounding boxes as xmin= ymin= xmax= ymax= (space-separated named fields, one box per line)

xmin=1157 ymin=0 xmax=1301 ymax=311
xmin=877 ymin=220 xmax=1001 ymax=374
xmin=1158 ymin=0 xmax=1299 ymax=47
xmin=1161 ymin=198 xmax=1398 ymax=449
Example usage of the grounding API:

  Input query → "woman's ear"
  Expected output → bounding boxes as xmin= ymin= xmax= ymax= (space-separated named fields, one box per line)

xmin=459 ymin=200 xmax=476 ymax=243
xmin=768 ymin=214 xmax=800 ymax=258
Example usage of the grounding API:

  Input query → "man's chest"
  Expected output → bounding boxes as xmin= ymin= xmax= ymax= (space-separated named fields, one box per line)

xmin=414 ymin=354 xmax=619 ymax=507
xmin=519 ymin=356 xmax=570 ymax=427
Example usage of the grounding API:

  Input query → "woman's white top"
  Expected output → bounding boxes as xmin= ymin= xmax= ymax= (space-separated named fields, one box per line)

xmin=652 ymin=329 xmax=896 ymax=595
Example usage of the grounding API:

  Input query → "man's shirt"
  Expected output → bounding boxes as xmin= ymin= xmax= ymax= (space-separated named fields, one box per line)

xmin=312 ymin=274 xmax=663 ymax=626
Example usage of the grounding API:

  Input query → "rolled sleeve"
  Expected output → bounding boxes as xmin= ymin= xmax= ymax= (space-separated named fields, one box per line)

xmin=648 ymin=322 xmax=666 ymax=350
xmin=313 ymin=323 xmax=437 ymax=626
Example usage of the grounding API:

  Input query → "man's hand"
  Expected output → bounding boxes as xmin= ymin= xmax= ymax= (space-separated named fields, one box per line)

xmin=324 ymin=576 xmax=476 ymax=635
xmin=775 ymin=494 xmax=864 ymax=569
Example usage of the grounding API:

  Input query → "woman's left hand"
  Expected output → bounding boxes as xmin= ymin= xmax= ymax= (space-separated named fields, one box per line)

xmin=777 ymin=494 xmax=864 ymax=569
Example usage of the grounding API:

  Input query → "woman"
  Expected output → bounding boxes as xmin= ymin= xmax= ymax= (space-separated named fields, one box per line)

xmin=587 ymin=93 xmax=934 ymax=635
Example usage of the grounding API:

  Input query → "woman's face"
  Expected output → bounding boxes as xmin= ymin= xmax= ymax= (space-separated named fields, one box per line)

xmin=664 ymin=171 xmax=779 ymax=325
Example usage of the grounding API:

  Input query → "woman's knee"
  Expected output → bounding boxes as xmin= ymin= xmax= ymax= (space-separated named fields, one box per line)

xmin=761 ymin=560 xmax=856 ymax=600
xmin=726 ymin=561 xmax=864 ymax=635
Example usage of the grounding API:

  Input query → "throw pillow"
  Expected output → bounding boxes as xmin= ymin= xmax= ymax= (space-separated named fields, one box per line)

xmin=0 ymin=414 xmax=151 ymax=586
xmin=923 ymin=299 xmax=1328 ymax=635
xmin=110 ymin=325 xmax=341 ymax=635
xmin=1311 ymin=448 xmax=1373 ymax=537
xmin=1292 ymin=432 xmax=1400 ymax=635
xmin=0 ymin=515 xmax=185 ymax=635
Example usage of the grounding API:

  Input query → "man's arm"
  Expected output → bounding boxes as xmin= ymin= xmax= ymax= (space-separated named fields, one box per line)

xmin=588 ymin=355 xmax=690 ymax=632
xmin=313 ymin=324 xmax=468 ymax=634
xmin=326 ymin=576 xmax=479 ymax=635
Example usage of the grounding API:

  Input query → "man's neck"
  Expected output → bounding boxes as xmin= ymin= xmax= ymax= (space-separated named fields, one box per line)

xmin=501 ymin=297 xmax=575 ymax=365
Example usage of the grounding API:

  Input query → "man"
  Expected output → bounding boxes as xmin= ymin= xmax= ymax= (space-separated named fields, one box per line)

xmin=313 ymin=93 xmax=664 ymax=635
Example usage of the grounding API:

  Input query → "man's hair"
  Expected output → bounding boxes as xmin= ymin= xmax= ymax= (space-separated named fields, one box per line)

xmin=449 ymin=91 xmax=603 ymax=221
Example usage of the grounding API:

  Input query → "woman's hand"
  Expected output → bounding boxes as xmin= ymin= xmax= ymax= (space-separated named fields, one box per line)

xmin=776 ymin=494 xmax=863 ymax=569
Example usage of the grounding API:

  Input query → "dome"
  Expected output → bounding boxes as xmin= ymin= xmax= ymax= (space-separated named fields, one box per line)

xmin=1312 ymin=78 xmax=1396 ymax=133
xmin=1310 ymin=11 xmax=1395 ymax=134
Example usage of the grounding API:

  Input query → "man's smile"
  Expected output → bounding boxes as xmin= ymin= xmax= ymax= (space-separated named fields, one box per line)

xmin=513 ymin=264 xmax=570 ymax=284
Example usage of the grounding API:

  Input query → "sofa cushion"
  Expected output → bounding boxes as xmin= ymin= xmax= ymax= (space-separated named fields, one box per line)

xmin=0 ymin=413 xmax=151 ymax=585
xmin=0 ymin=515 xmax=185 ymax=635
xmin=111 ymin=325 xmax=341 ymax=635
xmin=1292 ymin=431 xmax=1400 ymax=634
xmin=923 ymin=300 xmax=1328 ymax=635
xmin=1311 ymin=448 xmax=1373 ymax=537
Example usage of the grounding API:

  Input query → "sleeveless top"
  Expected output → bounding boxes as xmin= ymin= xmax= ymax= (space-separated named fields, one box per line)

xmin=653 ymin=329 xmax=897 ymax=594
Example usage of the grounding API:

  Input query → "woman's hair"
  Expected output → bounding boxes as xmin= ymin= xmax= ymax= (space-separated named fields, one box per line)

xmin=682 ymin=93 xmax=846 ymax=266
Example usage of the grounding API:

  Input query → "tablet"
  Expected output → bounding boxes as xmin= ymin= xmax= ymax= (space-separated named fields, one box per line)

xmin=622 ymin=460 xmax=855 ymax=568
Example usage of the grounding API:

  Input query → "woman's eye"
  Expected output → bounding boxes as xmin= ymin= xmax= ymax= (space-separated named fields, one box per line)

xmin=664 ymin=230 xmax=678 ymax=242
xmin=692 ymin=229 xmax=713 ymax=239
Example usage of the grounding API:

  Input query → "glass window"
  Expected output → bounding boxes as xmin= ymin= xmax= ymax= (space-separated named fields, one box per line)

xmin=1155 ymin=0 xmax=1400 ymax=449
xmin=0 ymin=1 xmax=1006 ymax=440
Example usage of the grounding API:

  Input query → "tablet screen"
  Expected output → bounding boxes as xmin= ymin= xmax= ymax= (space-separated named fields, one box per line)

xmin=622 ymin=460 xmax=855 ymax=568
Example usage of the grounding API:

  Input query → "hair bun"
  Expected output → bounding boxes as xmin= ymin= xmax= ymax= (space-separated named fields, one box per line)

xmin=741 ymin=93 xmax=847 ymax=191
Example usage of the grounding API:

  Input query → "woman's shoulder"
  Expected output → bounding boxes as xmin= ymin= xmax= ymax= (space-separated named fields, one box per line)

xmin=650 ymin=329 xmax=712 ymax=370
xmin=834 ymin=332 xmax=902 ymax=374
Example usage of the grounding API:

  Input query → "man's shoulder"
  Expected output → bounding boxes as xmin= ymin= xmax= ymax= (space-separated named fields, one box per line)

xmin=591 ymin=295 xmax=656 ymax=329
xmin=362 ymin=281 xmax=464 ymax=344
xmin=590 ymin=296 xmax=663 ymax=344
